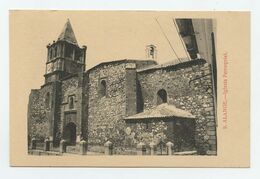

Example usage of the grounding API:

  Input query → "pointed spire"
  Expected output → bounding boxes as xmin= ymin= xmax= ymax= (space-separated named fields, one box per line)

xmin=57 ymin=19 xmax=78 ymax=45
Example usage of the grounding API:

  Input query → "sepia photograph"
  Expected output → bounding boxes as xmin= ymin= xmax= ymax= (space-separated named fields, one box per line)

xmin=9 ymin=11 xmax=249 ymax=167
xmin=27 ymin=16 xmax=217 ymax=156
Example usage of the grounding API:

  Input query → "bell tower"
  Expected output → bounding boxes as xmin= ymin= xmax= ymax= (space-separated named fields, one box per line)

xmin=44 ymin=19 xmax=87 ymax=83
xmin=146 ymin=44 xmax=157 ymax=60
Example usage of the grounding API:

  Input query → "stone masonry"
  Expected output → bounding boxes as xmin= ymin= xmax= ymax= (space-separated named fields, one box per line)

xmin=137 ymin=59 xmax=217 ymax=155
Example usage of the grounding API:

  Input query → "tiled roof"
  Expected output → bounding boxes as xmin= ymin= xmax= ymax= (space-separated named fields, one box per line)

xmin=124 ymin=103 xmax=195 ymax=120
xmin=137 ymin=58 xmax=206 ymax=72
xmin=87 ymin=59 xmax=157 ymax=72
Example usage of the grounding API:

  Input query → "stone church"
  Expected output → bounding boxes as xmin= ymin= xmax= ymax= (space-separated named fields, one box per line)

xmin=28 ymin=19 xmax=217 ymax=155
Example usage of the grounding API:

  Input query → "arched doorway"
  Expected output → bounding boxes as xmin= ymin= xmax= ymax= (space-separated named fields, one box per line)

xmin=63 ymin=122 xmax=77 ymax=146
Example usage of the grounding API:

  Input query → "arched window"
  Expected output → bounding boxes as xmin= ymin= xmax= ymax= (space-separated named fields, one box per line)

xmin=100 ymin=80 xmax=107 ymax=97
xmin=54 ymin=46 xmax=58 ymax=57
xmin=157 ymin=89 xmax=167 ymax=105
xmin=69 ymin=97 xmax=74 ymax=109
xmin=49 ymin=49 xmax=53 ymax=59
xmin=65 ymin=44 xmax=73 ymax=59
xmin=45 ymin=92 xmax=50 ymax=109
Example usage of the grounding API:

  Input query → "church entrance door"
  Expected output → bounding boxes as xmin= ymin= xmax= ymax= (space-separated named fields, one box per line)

xmin=63 ymin=122 xmax=77 ymax=146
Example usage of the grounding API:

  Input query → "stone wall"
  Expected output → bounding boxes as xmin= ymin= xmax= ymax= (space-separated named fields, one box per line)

xmin=87 ymin=62 xmax=127 ymax=147
xmin=87 ymin=60 xmax=156 ymax=149
xmin=124 ymin=120 xmax=168 ymax=149
xmin=125 ymin=118 xmax=196 ymax=152
xmin=27 ymin=83 xmax=54 ymax=142
xmin=137 ymin=59 xmax=217 ymax=155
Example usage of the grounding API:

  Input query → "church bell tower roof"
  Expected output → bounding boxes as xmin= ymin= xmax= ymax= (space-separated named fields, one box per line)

xmin=57 ymin=19 xmax=78 ymax=45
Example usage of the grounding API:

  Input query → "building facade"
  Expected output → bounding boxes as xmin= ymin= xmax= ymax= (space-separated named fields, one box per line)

xmin=28 ymin=19 xmax=217 ymax=155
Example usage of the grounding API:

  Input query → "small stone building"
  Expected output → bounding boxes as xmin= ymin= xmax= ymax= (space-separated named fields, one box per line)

xmin=28 ymin=19 xmax=217 ymax=155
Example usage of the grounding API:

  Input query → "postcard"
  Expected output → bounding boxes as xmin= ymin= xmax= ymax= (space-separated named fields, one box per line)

xmin=9 ymin=11 xmax=250 ymax=167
